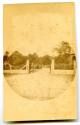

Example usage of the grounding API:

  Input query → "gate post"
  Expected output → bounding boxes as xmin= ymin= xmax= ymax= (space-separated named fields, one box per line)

xmin=26 ymin=59 xmax=29 ymax=72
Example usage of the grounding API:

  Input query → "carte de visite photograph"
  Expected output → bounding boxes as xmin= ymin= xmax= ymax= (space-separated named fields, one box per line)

xmin=3 ymin=2 xmax=77 ymax=121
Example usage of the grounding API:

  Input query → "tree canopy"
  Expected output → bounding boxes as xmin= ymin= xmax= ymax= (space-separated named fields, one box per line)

xmin=54 ymin=41 xmax=71 ymax=56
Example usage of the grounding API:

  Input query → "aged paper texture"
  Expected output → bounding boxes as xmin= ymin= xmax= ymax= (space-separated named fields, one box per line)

xmin=3 ymin=3 xmax=77 ymax=121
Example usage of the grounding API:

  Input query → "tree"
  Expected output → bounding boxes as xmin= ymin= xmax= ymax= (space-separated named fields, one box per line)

xmin=9 ymin=51 xmax=27 ymax=69
xmin=28 ymin=53 xmax=39 ymax=64
xmin=54 ymin=41 xmax=71 ymax=56
xmin=53 ymin=41 xmax=75 ymax=69
xmin=32 ymin=53 xmax=39 ymax=64
xmin=42 ymin=55 xmax=51 ymax=66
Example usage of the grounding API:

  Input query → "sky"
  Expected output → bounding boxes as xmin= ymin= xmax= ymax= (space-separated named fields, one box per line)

xmin=4 ymin=3 xmax=76 ymax=56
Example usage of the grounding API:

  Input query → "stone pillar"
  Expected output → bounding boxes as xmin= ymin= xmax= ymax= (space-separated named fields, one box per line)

xmin=26 ymin=59 xmax=29 ymax=71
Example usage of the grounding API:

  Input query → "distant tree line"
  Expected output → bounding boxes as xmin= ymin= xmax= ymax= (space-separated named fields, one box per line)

xmin=3 ymin=41 xmax=76 ymax=70
xmin=3 ymin=51 xmax=52 ymax=70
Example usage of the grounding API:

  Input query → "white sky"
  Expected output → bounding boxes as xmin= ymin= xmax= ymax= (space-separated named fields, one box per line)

xmin=4 ymin=4 xmax=75 ymax=56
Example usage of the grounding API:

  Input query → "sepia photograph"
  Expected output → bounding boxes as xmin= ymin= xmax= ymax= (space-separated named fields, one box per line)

xmin=3 ymin=2 xmax=77 ymax=121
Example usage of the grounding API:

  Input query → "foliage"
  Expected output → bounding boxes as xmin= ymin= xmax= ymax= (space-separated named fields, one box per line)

xmin=42 ymin=55 xmax=52 ymax=66
xmin=9 ymin=51 xmax=27 ymax=66
xmin=53 ymin=41 xmax=75 ymax=69
xmin=54 ymin=41 xmax=71 ymax=56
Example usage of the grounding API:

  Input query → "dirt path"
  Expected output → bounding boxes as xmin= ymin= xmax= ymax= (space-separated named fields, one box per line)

xmin=5 ymin=68 xmax=74 ymax=100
